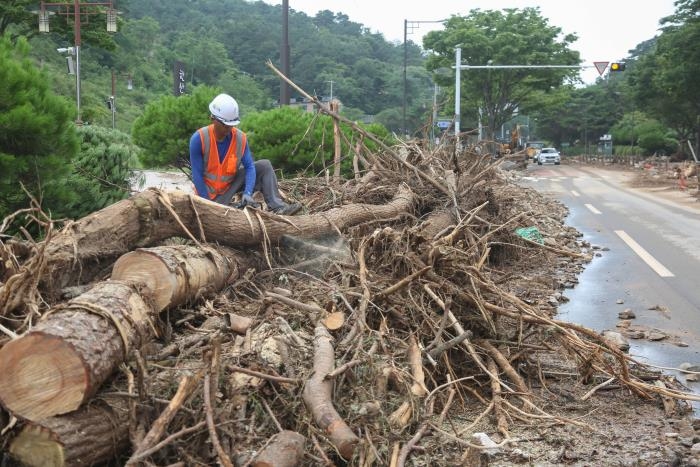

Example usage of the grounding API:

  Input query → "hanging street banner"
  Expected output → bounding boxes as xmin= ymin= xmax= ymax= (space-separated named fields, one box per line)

xmin=173 ymin=61 xmax=186 ymax=96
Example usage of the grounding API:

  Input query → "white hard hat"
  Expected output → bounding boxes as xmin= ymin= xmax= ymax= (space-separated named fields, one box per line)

xmin=209 ymin=93 xmax=240 ymax=126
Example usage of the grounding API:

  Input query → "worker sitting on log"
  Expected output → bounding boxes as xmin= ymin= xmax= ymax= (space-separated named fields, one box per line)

xmin=189 ymin=93 xmax=302 ymax=215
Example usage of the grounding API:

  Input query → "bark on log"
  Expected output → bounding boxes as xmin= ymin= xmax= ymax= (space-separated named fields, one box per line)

xmin=111 ymin=244 xmax=238 ymax=312
xmin=6 ymin=319 xmax=287 ymax=466
xmin=36 ymin=186 xmax=414 ymax=294
xmin=0 ymin=245 xmax=238 ymax=421
xmin=7 ymin=397 xmax=130 ymax=467
xmin=0 ymin=281 xmax=151 ymax=421
xmin=302 ymin=326 xmax=359 ymax=460
xmin=252 ymin=430 xmax=306 ymax=467
xmin=412 ymin=210 xmax=456 ymax=241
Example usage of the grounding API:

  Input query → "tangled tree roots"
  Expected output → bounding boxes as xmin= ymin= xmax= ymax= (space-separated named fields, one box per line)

xmin=1 ymin=135 xmax=697 ymax=465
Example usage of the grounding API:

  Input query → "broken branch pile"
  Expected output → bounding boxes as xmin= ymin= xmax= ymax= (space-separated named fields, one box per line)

xmin=0 ymin=136 xmax=696 ymax=466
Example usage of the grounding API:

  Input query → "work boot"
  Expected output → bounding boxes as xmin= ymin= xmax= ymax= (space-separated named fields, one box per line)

xmin=272 ymin=202 xmax=302 ymax=215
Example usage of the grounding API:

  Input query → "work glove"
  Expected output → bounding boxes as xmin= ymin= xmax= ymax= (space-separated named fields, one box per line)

xmin=236 ymin=193 xmax=260 ymax=209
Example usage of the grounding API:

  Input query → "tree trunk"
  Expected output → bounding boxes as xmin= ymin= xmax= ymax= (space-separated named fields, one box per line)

xmin=6 ymin=315 xmax=287 ymax=466
xmin=8 ymin=397 xmax=130 ymax=467
xmin=0 ymin=281 xmax=150 ymax=421
xmin=111 ymin=244 xmax=240 ymax=312
xmin=0 ymin=245 xmax=239 ymax=421
xmin=36 ymin=186 xmax=414 ymax=296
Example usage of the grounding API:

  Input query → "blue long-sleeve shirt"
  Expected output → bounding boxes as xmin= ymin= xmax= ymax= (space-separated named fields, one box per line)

xmin=189 ymin=128 xmax=256 ymax=198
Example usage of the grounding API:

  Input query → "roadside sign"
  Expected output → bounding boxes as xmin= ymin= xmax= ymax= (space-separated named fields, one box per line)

xmin=436 ymin=120 xmax=452 ymax=129
xmin=593 ymin=61 xmax=609 ymax=76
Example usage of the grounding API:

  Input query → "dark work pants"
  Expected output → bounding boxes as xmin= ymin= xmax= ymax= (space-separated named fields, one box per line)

xmin=213 ymin=159 xmax=285 ymax=209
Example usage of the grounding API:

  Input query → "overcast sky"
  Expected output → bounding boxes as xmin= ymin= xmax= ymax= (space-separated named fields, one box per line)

xmin=262 ymin=0 xmax=677 ymax=84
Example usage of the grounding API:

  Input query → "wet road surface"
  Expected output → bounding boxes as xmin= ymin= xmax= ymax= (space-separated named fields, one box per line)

xmin=518 ymin=162 xmax=700 ymax=408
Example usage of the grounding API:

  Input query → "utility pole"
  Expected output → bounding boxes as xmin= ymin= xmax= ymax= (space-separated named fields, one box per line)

xmin=430 ymin=83 xmax=438 ymax=147
xmin=403 ymin=19 xmax=407 ymax=137
xmin=454 ymin=47 xmax=461 ymax=143
xmin=279 ymin=0 xmax=290 ymax=106
xmin=39 ymin=0 xmax=117 ymax=124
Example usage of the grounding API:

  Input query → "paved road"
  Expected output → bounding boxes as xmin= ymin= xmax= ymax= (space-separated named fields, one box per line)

xmin=518 ymin=162 xmax=700 ymax=399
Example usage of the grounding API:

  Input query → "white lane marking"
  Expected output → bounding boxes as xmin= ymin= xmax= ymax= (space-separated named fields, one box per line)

xmin=585 ymin=203 xmax=601 ymax=214
xmin=571 ymin=190 xmax=580 ymax=197
xmin=615 ymin=230 xmax=675 ymax=277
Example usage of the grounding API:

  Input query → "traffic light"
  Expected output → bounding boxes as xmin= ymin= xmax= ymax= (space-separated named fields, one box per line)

xmin=610 ymin=62 xmax=626 ymax=72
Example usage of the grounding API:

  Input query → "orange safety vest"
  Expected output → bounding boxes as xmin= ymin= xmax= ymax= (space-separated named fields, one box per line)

xmin=198 ymin=124 xmax=247 ymax=199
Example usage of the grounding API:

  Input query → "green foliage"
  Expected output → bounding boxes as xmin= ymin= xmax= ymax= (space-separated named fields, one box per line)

xmin=241 ymin=106 xmax=393 ymax=178
xmin=610 ymin=112 xmax=677 ymax=156
xmin=123 ymin=0 xmax=424 ymax=135
xmin=0 ymin=34 xmax=79 ymax=221
xmin=375 ymin=108 xmax=403 ymax=136
xmin=0 ymin=0 xmax=39 ymax=41
xmin=217 ymin=70 xmax=272 ymax=114
xmin=8 ymin=0 xmax=694 ymax=167
xmin=521 ymin=78 xmax=630 ymax=150
xmin=62 ymin=125 xmax=141 ymax=218
xmin=171 ymin=33 xmax=234 ymax=87
xmin=424 ymin=7 xmax=580 ymax=139
xmin=613 ymin=146 xmax=644 ymax=157
xmin=242 ymin=106 xmax=328 ymax=176
xmin=624 ymin=0 xmax=699 ymax=152
xmin=610 ymin=112 xmax=647 ymax=147
xmin=636 ymin=121 xmax=678 ymax=156
xmin=132 ymin=86 xmax=217 ymax=167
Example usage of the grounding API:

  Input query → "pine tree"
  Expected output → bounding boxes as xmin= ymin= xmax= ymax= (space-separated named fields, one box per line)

xmin=0 ymin=35 xmax=79 ymax=222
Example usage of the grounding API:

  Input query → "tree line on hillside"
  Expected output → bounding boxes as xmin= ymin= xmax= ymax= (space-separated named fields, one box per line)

xmin=0 ymin=0 xmax=698 ymax=225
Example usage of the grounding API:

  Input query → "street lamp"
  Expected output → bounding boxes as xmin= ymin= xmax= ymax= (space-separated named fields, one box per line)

xmin=56 ymin=47 xmax=75 ymax=74
xmin=39 ymin=0 xmax=117 ymax=125
xmin=108 ymin=70 xmax=133 ymax=129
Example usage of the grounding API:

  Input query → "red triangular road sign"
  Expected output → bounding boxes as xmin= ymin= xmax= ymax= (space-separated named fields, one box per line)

xmin=593 ymin=61 xmax=609 ymax=75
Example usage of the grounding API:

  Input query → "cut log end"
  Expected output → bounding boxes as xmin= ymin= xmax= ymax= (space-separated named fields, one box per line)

xmin=321 ymin=311 xmax=345 ymax=331
xmin=111 ymin=251 xmax=176 ymax=311
xmin=8 ymin=397 xmax=130 ymax=467
xmin=0 ymin=333 xmax=86 ymax=420
xmin=8 ymin=424 xmax=65 ymax=467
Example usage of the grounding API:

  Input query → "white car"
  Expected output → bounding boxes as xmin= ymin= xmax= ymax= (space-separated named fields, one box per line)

xmin=537 ymin=147 xmax=561 ymax=165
